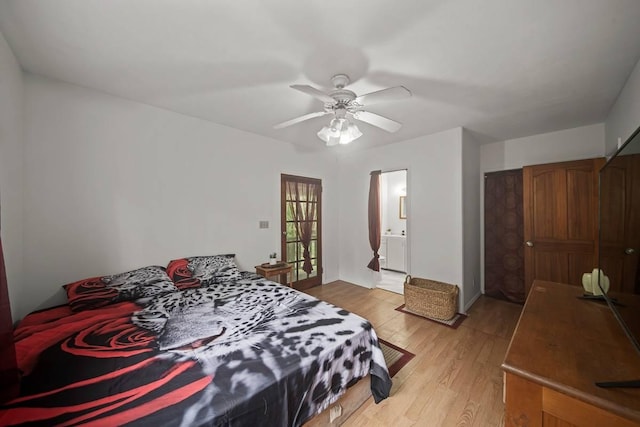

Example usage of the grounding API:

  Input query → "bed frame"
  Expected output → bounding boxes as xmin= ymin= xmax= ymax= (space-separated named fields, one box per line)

xmin=305 ymin=376 xmax=372 ymax=426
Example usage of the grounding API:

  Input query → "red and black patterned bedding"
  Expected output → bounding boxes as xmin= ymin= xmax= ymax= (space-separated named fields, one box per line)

xmin=0 ymin=272 xmax=391 ymax=426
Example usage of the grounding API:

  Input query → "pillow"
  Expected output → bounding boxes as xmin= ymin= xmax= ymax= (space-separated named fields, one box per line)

xmin=63 ymin=265 xmax=178 ymax=312
xmin=166 ymin=254 xmax=241 ymax=288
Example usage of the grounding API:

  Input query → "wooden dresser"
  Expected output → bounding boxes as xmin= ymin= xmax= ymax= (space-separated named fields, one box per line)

xmin=502 ymin=280 xmax=640 ymax=426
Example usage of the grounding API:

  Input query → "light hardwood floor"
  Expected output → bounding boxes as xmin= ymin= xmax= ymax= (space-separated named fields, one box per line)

xmin=305 ymin=281 xmax=522 ymax=427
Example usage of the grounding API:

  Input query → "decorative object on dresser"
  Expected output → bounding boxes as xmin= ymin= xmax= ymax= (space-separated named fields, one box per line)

xmin=581 ymin=268 xmax=610 ymax=296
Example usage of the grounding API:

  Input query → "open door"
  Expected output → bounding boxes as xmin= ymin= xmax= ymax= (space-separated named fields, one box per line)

xmin=281 ymin=174 xmax=322 ymax=290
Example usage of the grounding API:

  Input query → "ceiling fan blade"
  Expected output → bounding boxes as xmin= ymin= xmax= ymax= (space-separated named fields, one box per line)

xmin=352 ymin=111 xmax=402 ymax=133
xmin=273 ymin=111 xmax=329 ymax=129
xmin=355 ymin=86 xmax=411 ymax=106
xmin=290 ymin=85 xmax=335 ymax=103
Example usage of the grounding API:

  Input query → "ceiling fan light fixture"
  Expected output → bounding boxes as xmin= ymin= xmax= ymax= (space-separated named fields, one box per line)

xmin=275 ymin=73 xmax=410 ymax=145
xmin=340 ymin=123 xmax=362 ymax=145
xmin=329 ymin=118 xmax=345 ymax=132
xmin=317 ymin=118 xmax=361 ymax=146
xmin=317 ymin=122 xmax=340 ymax=145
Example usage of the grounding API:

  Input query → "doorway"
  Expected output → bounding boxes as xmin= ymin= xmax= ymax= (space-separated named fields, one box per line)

xmin=375 ymin=169 xmax=407 ymax=295
xmin=281 ymin=174 xmax=322 ymax=290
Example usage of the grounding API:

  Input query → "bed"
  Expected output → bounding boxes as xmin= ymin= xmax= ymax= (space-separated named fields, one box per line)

xmin=0 ymin=256 xmax=391 ymax=426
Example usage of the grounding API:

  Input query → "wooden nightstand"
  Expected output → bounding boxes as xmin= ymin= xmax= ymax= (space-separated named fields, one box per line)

xmin=255 ymin=262 xmax=293 ymax=287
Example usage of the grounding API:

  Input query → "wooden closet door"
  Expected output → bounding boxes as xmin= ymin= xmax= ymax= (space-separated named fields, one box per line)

xmin=484 ymin=169 xmax=525 ymax=303
xmin=523 ymin=158 xmax=604 ymax=295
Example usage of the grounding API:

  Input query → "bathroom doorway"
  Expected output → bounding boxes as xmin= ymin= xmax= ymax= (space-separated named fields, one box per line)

xmin=375 ymin=169 xmax=408 ymax=294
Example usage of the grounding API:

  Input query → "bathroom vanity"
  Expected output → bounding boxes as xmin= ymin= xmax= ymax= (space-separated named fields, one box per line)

xmin=380 ymin=235 xmax=407 ymax=273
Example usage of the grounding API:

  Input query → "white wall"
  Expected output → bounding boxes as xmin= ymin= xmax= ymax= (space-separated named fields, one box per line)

xmin=18 ymin=74 xmax=340 ymax=320
xmin=606 ymin=57 xmax=640 ymax=156
xmin=338 ymin=128 xmax=466 ymax=311
xmin=461 ymin=129 xmax=481 ymax=311
xmin=480 ymin=123 xmax=605 ymax=173
xmin=11 ymin=67 xmax=622 ymax=322
xmin=0 ymin=31 xmax=24 ymax=322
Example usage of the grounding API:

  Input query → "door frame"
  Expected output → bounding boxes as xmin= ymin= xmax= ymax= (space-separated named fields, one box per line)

xmin=374 ymin=168 xmax=410 ymax=286
xmin=280 ymin=174 xmax=323 ymax=290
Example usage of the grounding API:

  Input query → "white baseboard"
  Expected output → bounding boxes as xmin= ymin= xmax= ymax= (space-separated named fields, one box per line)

xmin=463 ymin=291 xmax=482 ymax=313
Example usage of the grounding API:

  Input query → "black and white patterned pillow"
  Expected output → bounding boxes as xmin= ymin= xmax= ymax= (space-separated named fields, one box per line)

xmin=63 ymin=265 xmax=178 ymax=311
xmin=166 ymin=254 xmax=241 ymax=288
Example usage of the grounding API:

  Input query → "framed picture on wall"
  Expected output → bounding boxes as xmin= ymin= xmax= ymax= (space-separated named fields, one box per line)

xmin=399 ymin=196 xmax=406 ymax=219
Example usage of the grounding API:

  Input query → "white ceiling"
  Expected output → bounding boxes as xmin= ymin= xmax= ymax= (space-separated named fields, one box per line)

xmin=1 ymin=0 xmax=640 ymax=151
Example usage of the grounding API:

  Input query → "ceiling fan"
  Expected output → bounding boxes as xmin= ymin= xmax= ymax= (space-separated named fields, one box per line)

xmin=274 ymin=74 xmax=411 ymax=145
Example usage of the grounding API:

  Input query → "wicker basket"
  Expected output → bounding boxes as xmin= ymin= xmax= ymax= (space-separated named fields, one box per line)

xmin=404 ymin=275 xmax=459 ymax=320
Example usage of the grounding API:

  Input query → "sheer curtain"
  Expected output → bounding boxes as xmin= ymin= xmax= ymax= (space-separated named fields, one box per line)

xmin=288 ymin=182 xmax=319 ymax=274
xmin=0 ymin=215 xmax=19 ymax=402
xmin=367 ymin=170 xmax=382 ymax=271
